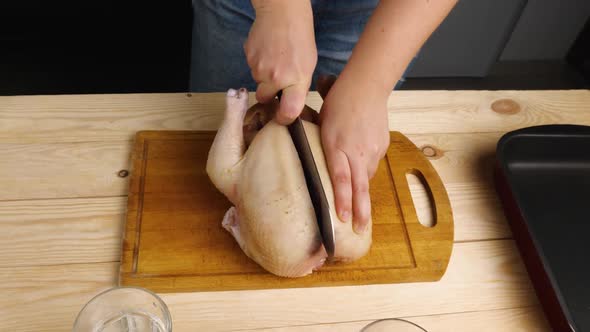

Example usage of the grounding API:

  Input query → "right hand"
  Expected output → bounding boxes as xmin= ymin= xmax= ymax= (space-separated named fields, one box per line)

xmin=245 ymin=0 xmax=317 ymax=125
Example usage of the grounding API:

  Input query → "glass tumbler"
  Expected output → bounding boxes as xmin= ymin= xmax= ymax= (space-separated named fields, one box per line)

xmin=72 ymin=286 xmax=172 ymax=332
xmin=361 ymin=318 xmax=428 ymax=332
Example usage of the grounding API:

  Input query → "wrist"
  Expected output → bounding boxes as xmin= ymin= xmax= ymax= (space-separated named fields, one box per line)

xmin=339 ymin=63 xmax=393 ymax=104
xmin=252 ymin=0 xmax=311 ymax=13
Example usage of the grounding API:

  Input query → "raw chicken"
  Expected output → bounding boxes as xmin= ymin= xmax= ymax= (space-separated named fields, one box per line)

xmin=206 ymin=88 xmax=372 ymax=277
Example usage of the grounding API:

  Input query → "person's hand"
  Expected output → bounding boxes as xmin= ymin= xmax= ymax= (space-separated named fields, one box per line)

xmin=245 ymin=0 xmax=317 ymax=124
xmin=318 ymin=76 xmax=390 ymax=234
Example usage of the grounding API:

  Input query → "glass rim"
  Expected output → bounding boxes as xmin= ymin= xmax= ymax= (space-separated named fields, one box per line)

xmin=72 ymin=286 xmax=172 ymax=331
xmin=360 ymin=318 xmax=428 ymax=332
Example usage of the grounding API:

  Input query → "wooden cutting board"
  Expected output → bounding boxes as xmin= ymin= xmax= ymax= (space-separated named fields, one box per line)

xmin=119 ymin=130 xmax=453 ymax=293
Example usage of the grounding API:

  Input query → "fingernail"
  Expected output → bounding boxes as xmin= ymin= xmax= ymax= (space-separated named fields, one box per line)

xmin=339 ymin=210 xmax=351 ymax=222
xmin=354 ymin=222 xmax=367 ymax=234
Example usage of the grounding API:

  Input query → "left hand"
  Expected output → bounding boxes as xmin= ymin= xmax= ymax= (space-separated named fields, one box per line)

xmin=319 ymin=76 xmax=390 ymax=234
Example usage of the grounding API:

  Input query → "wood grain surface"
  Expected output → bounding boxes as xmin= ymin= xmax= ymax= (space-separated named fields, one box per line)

xmin=245 ymin=307 xmax=549 ymax=332
xmin=0 ymin=197 xmax=125 ymax=267
xmin=1 ymin=241 xmax=542 ymax=332
xmin=1 ymin=90 xmax=583 ymax=330
xmin=119 ymin=130 xmax=453 ymax=292
xmin=1 ymin=90 xmax=588 ymax=144
xmin=0 ymin=141 xmax=131 ymax=200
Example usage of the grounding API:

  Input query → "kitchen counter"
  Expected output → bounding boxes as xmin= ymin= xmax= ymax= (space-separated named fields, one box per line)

xmin=1 ymin=90 xmax=589 ymax=331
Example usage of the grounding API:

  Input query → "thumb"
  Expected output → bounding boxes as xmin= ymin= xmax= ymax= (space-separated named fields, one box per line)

xmin=275 ymin=84 xmax=308 ymax=125
xmin=256 ymin=82 xmax=280 ymax=104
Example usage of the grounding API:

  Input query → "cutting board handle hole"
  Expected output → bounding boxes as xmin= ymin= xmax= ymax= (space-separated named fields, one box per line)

xmin=406 ymin=170 xmax=436 ymax=228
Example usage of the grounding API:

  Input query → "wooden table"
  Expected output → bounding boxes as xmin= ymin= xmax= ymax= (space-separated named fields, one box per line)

xmin=2 ymin=90 xmax=589 ymax=331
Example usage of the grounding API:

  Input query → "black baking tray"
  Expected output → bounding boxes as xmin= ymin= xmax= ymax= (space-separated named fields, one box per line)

xmin=494 ymin=125 xmax=590 ymax=332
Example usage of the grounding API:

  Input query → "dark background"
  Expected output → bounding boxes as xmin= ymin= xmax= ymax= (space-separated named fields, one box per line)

xmin=0 ymin=1 xmax=192 ymax=95
xmin=0 ymin=1 xmax=588 ymax=95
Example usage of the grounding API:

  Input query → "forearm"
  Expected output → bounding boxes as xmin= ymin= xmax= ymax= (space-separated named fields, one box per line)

xmin=251 ymin=0 xmax=312 ymax=15
xmin=341 ymin=0 xmax=458 ymax=99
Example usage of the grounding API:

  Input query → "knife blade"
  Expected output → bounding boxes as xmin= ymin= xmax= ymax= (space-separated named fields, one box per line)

xmin=277 ymin=91 xmax=335 ymax=258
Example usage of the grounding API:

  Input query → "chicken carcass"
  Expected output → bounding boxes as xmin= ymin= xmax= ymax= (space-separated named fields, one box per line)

xmin=206 ymin=88 xmax=372 ymax=277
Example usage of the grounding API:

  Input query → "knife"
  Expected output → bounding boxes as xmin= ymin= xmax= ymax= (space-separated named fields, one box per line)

xmin=277 ymin=91 xmax=336 ymax=258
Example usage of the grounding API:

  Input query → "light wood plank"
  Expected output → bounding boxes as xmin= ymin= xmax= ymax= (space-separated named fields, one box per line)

xmin=0 ymin=262 xmax=117 ymax=332
xmin=0 ymin=93 xmax=229 ymax=144
xmin=0 ymin=241 xmax=537 ymax=332
xmin=1 ymin=90 xmax=588 ymax=144
xmin=246 ymin=307 xmax=550 ymax=331
xmin=0 ymin=197 xmax=125 ymax=268
xmin=388 ymin=89 xmax=590 ymax=135
xmin=0 ymin=141 xmax=130 ymax=200
xmin=409 ymin=182 xmax=509 ymax=242
xmin=407 ymin=132 xmax=501 ymax=185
